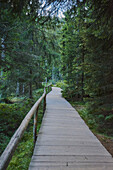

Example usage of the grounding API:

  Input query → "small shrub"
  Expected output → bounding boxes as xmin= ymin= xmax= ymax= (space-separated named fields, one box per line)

xmin=55 ymin=80 xmax=68 ymax=90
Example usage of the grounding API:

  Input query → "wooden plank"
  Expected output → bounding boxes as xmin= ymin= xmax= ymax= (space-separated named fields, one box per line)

xmin=29 ymin=87 xmax=113 ymax=170
xmin=29 ymin=166 xmax=113 ymax=170
xmin=29 ymin=161 xmax=113 ymax=167
xmin=37 ymin=131 xmax=96 ymax=138
xmin=41 ymin=122 xmax=89 ymax=129
xmin=33 ymin=145 xmax=110 ymax=156
xmin=31 ymin=155 xmax=113 ymax=162
xmin=36 ymin=134 xmax=100 ymax=142
xmin=39 ymin=126 xmax=94 ymax=134
xmin=35 ymin=139 xmax=102 ymax=147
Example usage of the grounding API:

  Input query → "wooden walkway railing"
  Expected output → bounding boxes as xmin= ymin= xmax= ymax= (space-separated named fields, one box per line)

xmin=29 ymin=87 xmax=113 ymax=170
xmin=0 ymin=84 xmax=52 ymax=170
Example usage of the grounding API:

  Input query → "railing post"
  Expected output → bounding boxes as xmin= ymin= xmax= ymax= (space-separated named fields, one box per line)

xmin=43 ymin=87 xmax=46 ymax=115
xmin=33 ymin=106 xmax=39 ymax=146
xmin=50 ymin=84 xmax=52 ymax=91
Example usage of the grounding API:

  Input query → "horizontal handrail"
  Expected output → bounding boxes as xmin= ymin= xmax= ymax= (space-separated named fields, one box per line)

xmin=0 ymin=84 xmax=52 ymax=170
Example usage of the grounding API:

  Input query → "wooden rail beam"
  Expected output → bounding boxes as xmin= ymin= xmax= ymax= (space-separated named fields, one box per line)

xmin=0 ymin=84 xmax=52 ymax=170
xmin=0 ymin=93 xmax=45 ymax=170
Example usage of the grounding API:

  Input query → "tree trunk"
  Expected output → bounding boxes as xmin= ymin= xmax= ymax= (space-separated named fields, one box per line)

xmin=29 ymin=69 xmax=33 ymax=98
xmin=22 ymin=84 xmax=25 ymax=95
xmin=0 ymin=37 xmax=5 ymax=98
xmin=16 ymin=82 xmax=20 ymax=96
xmin=81 ymin=45 xmax=85 ymax=101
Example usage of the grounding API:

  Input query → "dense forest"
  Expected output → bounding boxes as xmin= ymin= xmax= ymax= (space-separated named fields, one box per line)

xmin=59 ymin=0 xmax=113 ymax=135
xmin=0 ymin=0 xmax=113 ymax=169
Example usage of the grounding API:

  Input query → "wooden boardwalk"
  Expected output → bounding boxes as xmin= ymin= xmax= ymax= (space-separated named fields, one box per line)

xmin=29 ymin=87 xmax=113 ymax=170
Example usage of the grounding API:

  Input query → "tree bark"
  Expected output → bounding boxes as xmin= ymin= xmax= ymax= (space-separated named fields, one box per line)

xmin=29 ymin=68 xmax=33 ymax=98
xmin=16 ymin=82 xmax=20 ymax=96
xmin=81 ymin=45 xmax=85 ymax=101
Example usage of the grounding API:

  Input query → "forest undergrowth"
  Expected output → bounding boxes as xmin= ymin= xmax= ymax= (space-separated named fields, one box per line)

xmin=56 ymin=81 xmax=113 ymax=157
xmin=0 ymin=88 xmax=44 ymax=170
xmin=70 ymin=101 xmax=113 ymax=157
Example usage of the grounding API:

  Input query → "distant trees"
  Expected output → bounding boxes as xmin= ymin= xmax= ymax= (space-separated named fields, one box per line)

xmin=60 ymin=4 xmax=86 ymax=100
xmin=0 ymin=1 xmax=60 ymax=99
xmin=60 ymin=0 xmax=113 ymax=134
xmin=85 ymin=0 xmax=113 ymax=133
xmin=1 ymin=0 xmax=113 ymax=134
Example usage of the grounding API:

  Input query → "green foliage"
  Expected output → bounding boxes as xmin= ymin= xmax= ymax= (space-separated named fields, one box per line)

xmin=59 ymin=1 xmax=113 ymax=136
xmin=71 ymin=101 xmax=99 ymax=133
xmin=0 ymin=101 xmax=33 ymax=154
xmin=0 ymin=2 xmax=60 ymax=168
xmin=0 ymin=2 xmax=60 ymax=99
xmin=7 ymin=111 xmax=43 ymax=170
xmin=105 ymin=114 xmax=113 ymax=121
xmin=71 ymin=100 xmax=113 ymax=136
xmin=1 ymin=1 xmax=113 ymax=168
xmin=0 ymin=88 xmax=44 ymax=169
xmin=7 ymin=130 xmax=33 ymax=170
xmin=55 ymin=81 xmax=75 ymax=100
xmin=0 ymin=103 xmax=26 ymax=154
xmin=33 ymin=88 xmax=44 ymax=98
xmin=55 ymin=80 xmax=68 ymax=90
xmin=59 ymin=8 xmax=85 ymax=101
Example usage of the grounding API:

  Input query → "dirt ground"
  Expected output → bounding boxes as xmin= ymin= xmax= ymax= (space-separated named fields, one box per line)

xmin=95 ymin=133 xmax=113 ymax=157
